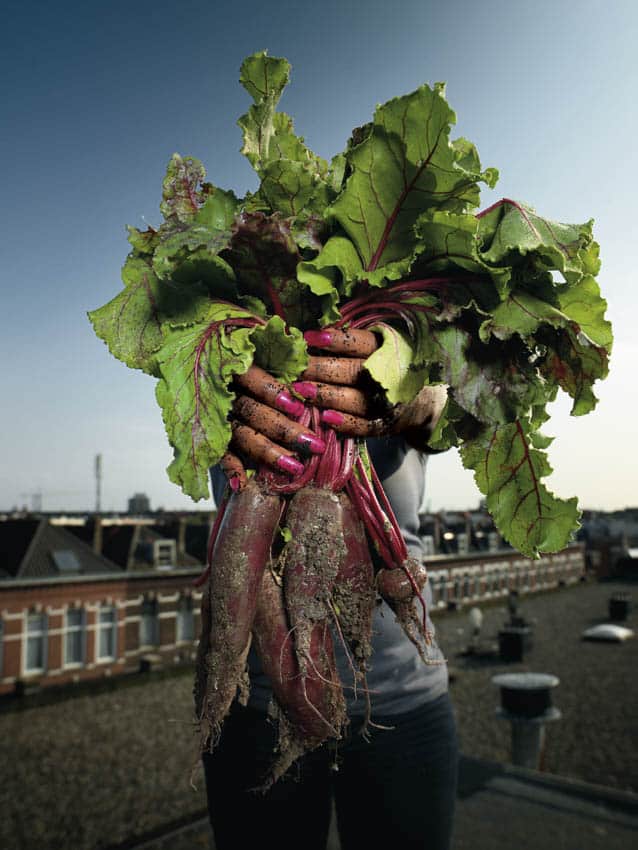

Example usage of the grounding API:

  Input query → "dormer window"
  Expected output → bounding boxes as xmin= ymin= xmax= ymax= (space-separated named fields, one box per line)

xmin=153 ymin=539 xmax=176 ymax=568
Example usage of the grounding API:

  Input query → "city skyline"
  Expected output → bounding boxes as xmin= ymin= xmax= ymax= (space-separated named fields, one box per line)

xmin=2 ymin=0 xmax=637 ymax=514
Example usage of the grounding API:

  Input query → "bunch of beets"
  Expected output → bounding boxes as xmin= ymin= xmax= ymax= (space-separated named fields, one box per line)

xmin=193 ymin=328 xmax=436 ymax=786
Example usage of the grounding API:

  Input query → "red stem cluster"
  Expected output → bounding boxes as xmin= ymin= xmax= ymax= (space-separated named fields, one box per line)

xmin=334 ymin=275 xmax=479 ymax=332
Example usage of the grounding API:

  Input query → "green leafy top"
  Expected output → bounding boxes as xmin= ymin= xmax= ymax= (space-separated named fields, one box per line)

xmin=89 ymin=50 xmax=612 ymax=558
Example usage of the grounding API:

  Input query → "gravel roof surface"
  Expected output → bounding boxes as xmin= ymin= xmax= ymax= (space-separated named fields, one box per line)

xmin=0 ymin=673 xmax=207 ymax=850
xmin=434 ymin=578 xmax=637 ymax=793
xmin=0 ymin=577 xmax=635 ymax=850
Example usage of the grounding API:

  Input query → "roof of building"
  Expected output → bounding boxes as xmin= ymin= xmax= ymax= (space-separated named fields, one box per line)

xmin=130 ymin=525 xmax=201 ymax=570
xmin=101 ymin=524 xmax=137 ymax=569
xmin=62 ymin=520 xmax=203 ymax=570
xmin=0 ymin=519 xmax=122 ymax=580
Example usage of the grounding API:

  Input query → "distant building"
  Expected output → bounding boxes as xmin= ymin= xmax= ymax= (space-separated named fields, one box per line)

xmin=0 ymin=516 xmax=212 ymax=696
xmin=127 ymin=493 xmax=151 ymax=514
xmin=0 ymin=509 xmax=587 ymax=697
xmin=418 ymin=510 xmax=502 ymax=556
xmin=577 ymin=508 xmax=638 ymax=577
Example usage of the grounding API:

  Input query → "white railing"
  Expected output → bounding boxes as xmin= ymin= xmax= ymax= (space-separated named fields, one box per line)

xmin=424 ymin=545 xmax=585 ymax=610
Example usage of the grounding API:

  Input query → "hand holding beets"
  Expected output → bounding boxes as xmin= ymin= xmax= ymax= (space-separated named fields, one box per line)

xmin=224 ymin=328 xmax=447 ymax=490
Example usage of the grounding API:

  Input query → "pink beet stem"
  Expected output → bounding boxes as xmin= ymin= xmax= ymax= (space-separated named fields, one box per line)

xmin=336 ymin=276 xmax=462 ymax=325
xmin=354 ymin=457 xmax=407 ymax=563
xmin=346 ymin=477 xmax=395 ymax=568
xmin=370 ymin=460 xmax=409 ymax=561
xmin=316 ymin=426 xmax=338 ymax=488
xmin=331 ymin=437 xmax=356 ymax=492
xmin=368 ymin=466 xmax=429 ymax=630
xmin=348 ymin=302 xmax=436 ymax=331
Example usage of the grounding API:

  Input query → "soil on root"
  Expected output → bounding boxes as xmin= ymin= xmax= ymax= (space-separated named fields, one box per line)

xmin=253 ymin=562 xmax=348 ymax=787
xmin=385 ymin=558 xmax=445 ymax=667
xmin=261 ymin=663 xmax=348 ymax=791
xmin=281 ymin=488 xmax=348 ymax=674
xmin=194 ymin=526 xmax=257 ymax=750
xmin=269 ymin=488 xmax=351 ymax=776
xmin=333 ymin=492 xmax=376 ymax=675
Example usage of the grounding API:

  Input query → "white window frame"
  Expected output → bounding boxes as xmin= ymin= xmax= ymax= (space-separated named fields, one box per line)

xmin=24 ymin=611 xmax=48 ymax=675
xmin=153 ymin=539 xmax=176 ymax=568
xmin=96 ymin=604 xmax=117 ymax=663
xmin=63 ymin=606 xmax=86 ymax=668
xmin=176 ymin=596 xmax=195 ymax=643
xmin=139 ymin=598 xmax=159 ymax=648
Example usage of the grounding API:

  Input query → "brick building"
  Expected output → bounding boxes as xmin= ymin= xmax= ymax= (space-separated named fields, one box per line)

xmin=0 ymin=514 xmax=585 ymax=697
xmin=0 ymin=517 xmax=208 ymax=695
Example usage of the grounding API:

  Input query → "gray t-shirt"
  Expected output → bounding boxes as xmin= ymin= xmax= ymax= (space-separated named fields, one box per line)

xmin=210 ymin=436 xmax=448 ymax=719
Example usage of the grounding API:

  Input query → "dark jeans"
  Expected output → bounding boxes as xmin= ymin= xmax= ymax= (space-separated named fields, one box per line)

xmin=202 ymin=692 xmax=458 ymax=850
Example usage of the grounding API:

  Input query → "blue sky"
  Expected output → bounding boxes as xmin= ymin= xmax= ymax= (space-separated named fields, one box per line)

xmin=2 ymin=0 xmax=637 ymax=513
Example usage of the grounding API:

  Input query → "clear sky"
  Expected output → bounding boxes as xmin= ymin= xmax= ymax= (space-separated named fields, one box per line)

xmin=2 ymin=0 xmax=637 ymax=514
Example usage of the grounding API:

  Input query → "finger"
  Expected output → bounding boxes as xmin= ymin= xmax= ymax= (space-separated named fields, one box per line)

xmin=233 ymin=396 xmax=326 ymax=455
xmin=319 ymin=409 xmax=389 ymax=438
xmin=304 ymin=328 xmax=379 ymax=357
xmin=291 ymin=380 xmax=371 ymax=417
xmin=219 ymin=450 xmax=247 ymax=492
xmin=231 ymin=422 xmax=305 ymax=476
xmin=235 ymin=366 xmax=305 ymax=418
xmin=301 ymin=356 xmax=366 ymax=385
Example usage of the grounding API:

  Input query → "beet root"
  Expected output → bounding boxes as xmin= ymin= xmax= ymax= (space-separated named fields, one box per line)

xmin=333 ymin=493 xmax=376 ymax=680
xmin=376 ymin=558 xmax=428 ymax=602
xmin=194 ymin=477 xmax=282 ymax=753
xmin=281 ymin=486 xmax=348 ymax=676
xmin=377 ymin=556 xmax=444 ymax=665
xmin=252 ymin=566 xmax=347 ymax=787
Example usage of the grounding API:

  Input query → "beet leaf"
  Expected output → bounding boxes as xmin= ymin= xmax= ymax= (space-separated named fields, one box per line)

xmin=88 ymin=51 xmax=613 ymax=557
xmin=460 ymin=418 xmax=580 ymax=557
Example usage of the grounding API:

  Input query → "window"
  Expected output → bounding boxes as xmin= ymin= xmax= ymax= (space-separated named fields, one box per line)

xmin=462 ymin=573 xmax=471 ymax=599
xmin=64 ymin=607 xmax=85 ymax=666
xmin=457 ymin=532 xmax=469 ymax=555
xmin=140 ymin=598 xmax=159 ymax=647
xmin=153 ymin=539 xmax=176 ymax=568
xmin=97 ymin=605 xmax=117 ymax=661
xmin=52 ymin=550 xmax=81 ymax=575
xmin=176 ymin=596 xmax=194 ymax=643
xmin=438 ymin=572 xmax=448 ymax=604
xmin=453 ymin=575 xmax=461 ymax=602
xmin=25 ymin=611 xmax=47 ymax=674
xmin=421 ymin=535 xmax=435 ymax=557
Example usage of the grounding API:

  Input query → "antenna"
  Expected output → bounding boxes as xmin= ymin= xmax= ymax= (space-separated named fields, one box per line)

xmin=95 ymin=454 xmax=102 ymax=513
